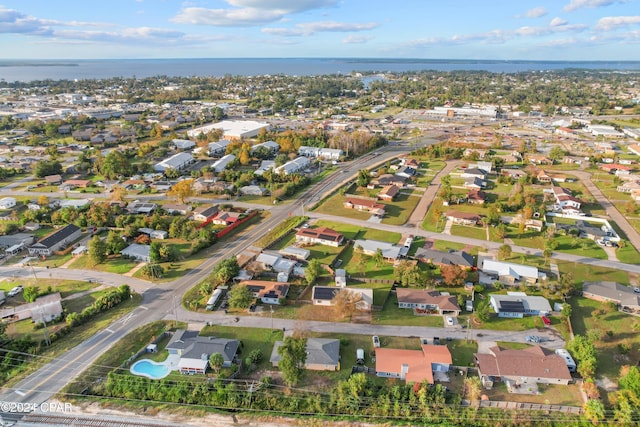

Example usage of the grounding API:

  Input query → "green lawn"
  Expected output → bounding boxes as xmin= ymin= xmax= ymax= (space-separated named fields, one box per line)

xmin=448 ymin=339 xmax=478 ymax=367
xmin=374 ymin=293 xmax=446 ymax=326
xmin=0 ymin=279 xmax=96 ymax=299
xmin=569 ymin=296 xmax=640 ymax=382
xmin=314 ymin=193 xmax=373 ymax=221
xmin=552 ymin=235 xmax=608 ymax=259
xmin=381 ymin=192 xmax=421 ymax=226
xmin=340 ymin=246 xmax=396 ymax=280
xmin=484 ymin=382 xmax=584 ymax=406
xmin=617 ymin=243 xmax=640 ymax=264
xmin=350 ymin=281 xmax=392 ymax=306
xmin=200 ymin=324 xmax=284 ymax=371
xmin=69 ymin=254 xmax=139 ymax=274
xmin=450 ymin=224 xmax=487 ymax=241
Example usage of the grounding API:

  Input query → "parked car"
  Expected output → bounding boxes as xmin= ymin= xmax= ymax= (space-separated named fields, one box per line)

xmin=541 ymin=316 xmax=552 ymax=326
xmin=372 ymin=335 xmax=380 ymax=348
xmin=445 ymin=316 xmax=454 ymax=326
xmin=8 ymin=286 xmax=23 ymax=297
xmin=634 ymin=287 xmax=640 ymax=294
xmin=525 ymin=335 xmax=542 ymax=343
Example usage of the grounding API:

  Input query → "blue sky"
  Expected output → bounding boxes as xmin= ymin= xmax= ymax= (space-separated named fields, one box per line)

xmin=0 ymin=0 xmax=639 ymax=60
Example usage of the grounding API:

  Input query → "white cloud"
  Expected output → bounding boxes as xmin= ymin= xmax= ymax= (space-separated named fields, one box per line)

xmin=173 ymin=0 xmax=338 ymax=27
xmin=595 ymin=15 xmax=640 ymax=30
xmin=550 ymin=17 xmax=568 ymax=26
xmin=263 ymin=21 xmax=378 ymax=37
xmin=524 ymin=7 xmax=548 ymax=18
xmin=226 ymin=0 xmax=337 ymax=13
xmin=563 ymin=0 xmax=626 ymax=12
xmin=172 ymin=7 xmax=284 ymax=26
xmin=342 ymin=34 xmax=373 ymax=44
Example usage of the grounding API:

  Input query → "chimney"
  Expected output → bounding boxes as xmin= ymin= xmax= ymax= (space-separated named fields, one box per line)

xmin=401 ymin=363 xmax=409 ymax=380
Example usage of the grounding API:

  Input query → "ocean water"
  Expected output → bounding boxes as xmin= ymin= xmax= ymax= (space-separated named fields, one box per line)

xmin=1 ymin=58 xmax=640 ymax=82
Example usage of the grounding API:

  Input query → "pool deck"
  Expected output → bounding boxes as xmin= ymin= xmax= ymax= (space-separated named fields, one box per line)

xmin=131 ymin=354 xmax=180 ymax=379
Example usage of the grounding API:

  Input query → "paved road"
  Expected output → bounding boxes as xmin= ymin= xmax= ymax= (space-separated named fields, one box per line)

xmin=572 ymin=169 xmax=640 ymax=252
xmin=0 ymin=143 xmax=424 ymax=410
xmin=407 ymin=160 xmax=460 ymax=225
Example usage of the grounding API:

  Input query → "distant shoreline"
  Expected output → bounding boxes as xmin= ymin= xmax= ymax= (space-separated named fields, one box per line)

xmin=1 ymin=58 xmax=639 ymax=82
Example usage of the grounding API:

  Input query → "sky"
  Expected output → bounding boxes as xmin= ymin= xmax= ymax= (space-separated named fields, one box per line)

xmin=0 ymin=0 xmax=639 ymax=60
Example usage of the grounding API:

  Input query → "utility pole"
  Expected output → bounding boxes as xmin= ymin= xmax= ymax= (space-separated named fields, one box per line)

xmin=173 ymin=295 xmax=178 ymax=325
xmin=40 ymin=306 xmax=51 ymax=346
xmin=270 ymin=305 xmax=274 ymax=330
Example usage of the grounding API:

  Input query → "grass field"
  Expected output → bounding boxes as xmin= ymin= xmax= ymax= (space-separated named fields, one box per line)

xmin=380 ymin=192 xmax=421 ymax=225
xmin=70 ymin=254 xmax=139 ymax=274
xmin=374 ymin=294 xmax=446 ymax=326
xmin=569 ymin=296 xmax=640 ymax=382
xmin=450 ymin=224 xmax=487 ymax=241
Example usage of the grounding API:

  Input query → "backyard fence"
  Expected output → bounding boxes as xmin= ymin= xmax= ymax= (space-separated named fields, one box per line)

xmin=122 ymin=331 xmax=170 ymax=368
xmin=478 ymin=400 xmax=583 ymax=414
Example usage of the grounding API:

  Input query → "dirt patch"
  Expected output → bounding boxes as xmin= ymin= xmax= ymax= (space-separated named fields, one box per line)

xmin=595 ymin=376 xmax=618 ymax=392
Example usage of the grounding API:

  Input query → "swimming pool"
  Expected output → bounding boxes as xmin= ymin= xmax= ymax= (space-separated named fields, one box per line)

xmin=130 ymin=359 xmax=171 ymax=379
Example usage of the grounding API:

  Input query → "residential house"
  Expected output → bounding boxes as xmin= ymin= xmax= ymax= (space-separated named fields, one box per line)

xmin=163 ymin=203 xmax=192 ymax=215
xmin=211 ymin=211 xmax=243 ymax=226
xmin=166 ymin=329 xmax=239 ymax=374
xmin=628 ymin=144 xmax=640 ymax=156
xmin=255 ymin=160 xmax=275 ymax=176
xmin=401 ymin=158 xmax=420 ymax=168
xmin=445 ymin=211 xmax=481 ymax=226
xmin=549 ymin=186 xmax=582 ymax=213
xmin=154 ymin=152 xmax=194 ymax=173
xmin=279 ymin=246 xmax=310 ymax=260
xmin=172 ymin=139 xmax=196 ymax=150
xmin=44 ymin=174 xmax=63 ymax=185
xmin=396 ymin=288 xmax=461 ymax=316
xmin=211 ymin=154 xmax=236 ymax=173
xmin=467 ymin=189 xmax=486 ymax=204
xmin=275 ymin=156 xmax=310 ymax=175
xmin=395 ymin=165 xmax=416 ymax=178
xmin=138 ymin=228 xmax=168 ymax=240
xmin=481 ymin=259 xmax=543 ymax=286
xmin=343 ymin=198 xmax=386 ymax=216
xmin=255 ymin=252 xmax=296 ymax=275
xmin=464 ymin=177 xmax=486 ymax=189
xmin=0 ymin=197 xmax=16 ymax=210
xmin=600 ymin=163 xmax=633 ymax=174
xmin=474 ymin=346 xmax=572 ymax=389
xmin=120 ymin=243 xmax=151 ymax=262
xmin=489 ymin=293 xmax=552 ymax=318
xmin=239 ymin=280 xmax=289 ymax=304
xmin=375 ymin=344 xmax=452 ymax=384
xmin=527 ymin=154 xmax=552 ymax=165
xmin=616 ymin=180 xmax=640 ymax=193
xmin=271 ymin=338 xmax=340 ymax=371
xmin=28 ymin=224 xmax=81 ymax=256
xmin=461 ymin=167 xmax=487 ymax=180
xmin=501 ymin=169 xmax=528 ymax=180
xmin=298 ymin=146 xmax=343 ymax=160
xmin=414 ymin=248 xmax=474 ymax=269
xmin=354 ymin=239 xmax=405 ymax=261
xmin=192 ymin=205 xmax=219 ymax=222
xmin=127 ymin=202 xmax=157 ymax=215
xmin=239 ymin=185 xmax=268 ymax=196
xmin=582 ymin=281 xmax=640 ymax=313
xmin=375 ymin=174 xmax=408 ymax=187
xmin=295 ymin=227 xmax=344 ymax=247
xmin=206 ymin=140 xmax=232 ymax=156
xmin=378 ymin=185 xmax=400 ymax=201
xmin=0 ymin=293 xmax=63 ymax=323
xmin=61 ymin=179 xmax=91 ymax=190
xmin=311 ymin=286 xmax=373 ymax=311
xmin=251 ymin=140 xmax=280 ymax=155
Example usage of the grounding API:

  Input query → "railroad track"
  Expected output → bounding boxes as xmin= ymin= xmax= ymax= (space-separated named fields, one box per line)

xmin=19 ymin=413 xmax=188 ymax=427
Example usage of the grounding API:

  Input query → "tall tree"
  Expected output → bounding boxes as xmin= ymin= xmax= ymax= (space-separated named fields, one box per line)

xmin=305 ymin=259 xmax=323 ymax=285
xmin=277 ymin=336 xmax=307 ymax=387
xmin=228 ymin=285 xmax=253 ymax=309
xmin=167 ymin=179 xmax=194 ymax=204
xmin=88 ymin=235 xmax=107 ymax=266
xmin=440 ymin=264 xmax=467 ymax=287
xmin=208 ymin=352 xmax=224 ymax=373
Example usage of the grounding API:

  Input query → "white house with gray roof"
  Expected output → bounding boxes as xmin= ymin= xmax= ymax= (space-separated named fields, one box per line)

xmin=354 ymin=239 xmax=405 ymax=261
xmin=489 ymin=292 xmax=552 ymax=318
xmin=212 ymin=154 xmax=236 ymax=173
xmin=481 ymin=259 xmax=544 ymax=285
xmin=270 ymin=338 xmax=340 ymax=371
xmin=275 ymin=156 xmax=310 ymax=175
xmin=154 ymin=152 xmax=194 ymax=172
xmin=167 ymin=329 xmax=239 ymax=374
